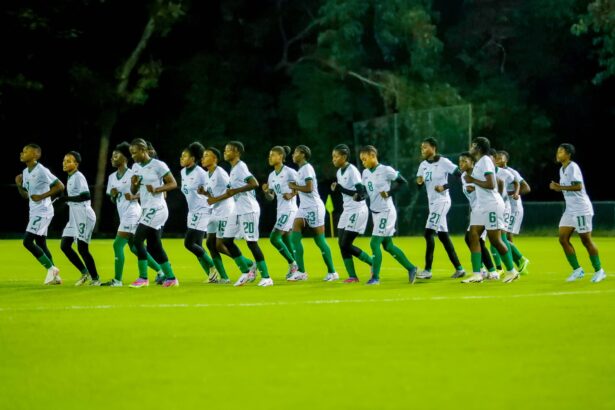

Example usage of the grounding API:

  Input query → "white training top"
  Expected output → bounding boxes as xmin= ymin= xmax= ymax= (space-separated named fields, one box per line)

xmin=296 ymin=163 xmax=323 ymax=209
xmin=229 ymin=160 xmax=259 ymax=215
xmin=22 ymin=163 xmax=59 ymax=217
xmin=267 ymin=165 xmax=298 ymax=214
xmin=496 ymin=166 xmax=515 ymax=204
xmin=504 ymin=166 xmax=524 ymax=212
xmin=132 ymin=159 xmax=171 ymax=210
xmin=107 ymin=168 xmax=141 ymax=219
xmin=362 ymin=164 xmax=399 ymax=212
xmin=181 ymin=165 xmax=211 ymax=214
xmin=205 ymin=166 xmax=234 ymax=218
xmin=472 ymin=155 xmax=504 ymax=210
xmin=66 ymin=171 xmax=91 ymax=209
xmin=559 ymin=161 xmax=593 ymax=215
xmin=461 ymin=171 xmax=478 ymax=210
xmin=416 ymin=156 xmax=458 ymax=205
xmin=336 ymin=163 xmax=366 ymax=211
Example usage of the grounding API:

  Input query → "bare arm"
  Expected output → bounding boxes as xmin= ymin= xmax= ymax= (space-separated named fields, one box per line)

xmin=31 ymin=180 xmax=65 ymax=202
xmin=147 ymin=173 xmax=178 ymax=194
xmin=550 ymin=181 xmax=582 ymax=192
xmin=15 ymin=174 xmax=28 ymax=199
xmin=465 ymin=173 xmax=496 ymax=190
xmin=227 ymin=176 xmax=258 ymax=196
xmin=289 ymin=179 xmax=313 ymax=193
xmin=520 ymin=180 xmax=531 ymax=195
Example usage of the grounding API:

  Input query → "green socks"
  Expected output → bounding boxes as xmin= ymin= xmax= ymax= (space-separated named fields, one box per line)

xmin=565 ymin=253 xmax=580 ymax=270
xmin=490 ymin=245 xmax=502 ymax=269
xmin=314 ymin=233 xmax=336 ymax=273
xmin=383 ymin=237 xmax=415 ymax=270
xmin=138 ymin=259 xmax=148 ymax=279
xmin=160 ymin=261 xmax=175 ymax=280
xmin=212 ymin=256 xmax=228 ymax=279
xmin=291 ymin=231 xmax=305 ymax=272
xmin=358 ymin=251 xmax=373 ymax=266
xmin=471 ymin=252 xmax=482 ymax=273
xmin=343 ymin=258 xmax=357 ymax=278
xmin=270 ymin=231 xmax=294 ymax=263
xmin=233 ymin=256 xmax=250 ymax=274
xmin=113 ymin=236 xmax=129 ymax=280
xmin=589 ymin=254 xmax=602 ymax=272
xmin=510 ymin=242 xmax=524 ymax=265
xmin=256 ymin=260 xmax=270 ymax=278
xmin=370 ymin=236 xmax=384 ymax=278
xmin=198 ymin=255 xmax=213 ymax=275
xmin=37 ymin=254 xmax=53 ymax=270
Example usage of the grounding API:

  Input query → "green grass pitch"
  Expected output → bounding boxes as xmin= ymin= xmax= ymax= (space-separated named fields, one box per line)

xmin=1 ymin=236 xmax=614 ymax=409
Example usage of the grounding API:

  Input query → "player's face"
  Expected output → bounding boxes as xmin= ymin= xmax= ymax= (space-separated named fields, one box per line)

xmin=292 ymin=149 xmax=303 ymax=164
xmin=459 ymin=156 xmax=472 ymax=172
xmin=62 ymin=154 xmax=78 ymax=173
xmin=555 ymin=147 xmax=569 ymax=163
xmin=469 ymin=143 xmax=479 ymax=158
xmin=331 ymin=150 xmax=346 ymax=168
xmin=180 ymin=150 xmax=194 ymax=168
xmin=20 ymin=146 xmax=37 ymax=163
xmin=111 ymin=151 xmax=125 ymax=168
xmin=268 ymin=150 xmax=282 ymax=166
xmin=224 ymin=145 xmax=237 ymax=161
xmin=360 ymin=152 xmax=377 ymax=169
xmin=130 ymin=145 xmax=146 ymax=163
xmin=495 ymin=154 xmax=506 ymax=168
xmin=420 ymin=143 xmax=435 ymax=159
xmin=202 ymin=150 xmax=216 ymax=168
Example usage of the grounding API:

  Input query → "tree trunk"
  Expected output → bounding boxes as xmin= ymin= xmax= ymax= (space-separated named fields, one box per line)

xmin=92 ymin=110 xmax=118 ymax=231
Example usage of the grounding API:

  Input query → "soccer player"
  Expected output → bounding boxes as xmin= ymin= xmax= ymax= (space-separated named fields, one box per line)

xmin=415 ymin=138 xmax=465 ymax=279
xmin=359 ymin=145 xmax=417 ymax=285
xmin=102 ymin=142 xmax=164 ymax=287
xmin=16 ymin=143 xmax=65 ymax=285
xmin=199 ymin=146 xmax=255 ymax=285
xmin=57 ymin=151 xmax=101 ymax=286
xmin=180 ymin=142 xmax=219 ymax=283
xmin=263 ymin=145 xmax=300 ymax=278
xmin=330 ymin=144 xmax=373 ymax=282
xmin=128 ymin=138 xmax=179 ymax=288
xmin=495 ymin=150 xmax=531 ymax=273
xmin=288 ymin=145 xmax=338 ymax=281
xmin=550 ymin=143 xmax=605 ymax=282
xmin=222 ymin=141 xmax=271 ymax=287
xmin=462 ymin=137 xmax=519 ymax=283
xmin=458 ymin=152 xmax=497 ymax=278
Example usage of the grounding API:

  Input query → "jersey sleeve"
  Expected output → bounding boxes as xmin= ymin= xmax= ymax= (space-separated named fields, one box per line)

xmin=155 ymin=160 xmax=171 ymax=179
xmin=349 ymin=166 xmax=361 ymax=186
xmin=571 ymin=163 xmax=584 ymax=184
xmin=301 ymin=165 xmax=315 ymax=183
xmin=239 ymin=163 xmax=254 ymax=182
xmin=483 ymin=159 xmax=495 ymax=175
xmin=385 ymin=165 xmax=399 ymax=182
xmin=416 ymin=162 xmax=424 ymax=178
xmin=106 ymin=175 xmax=112 ymax=195
xmin=77 ymin=173 xmax=90 ymax=194
xmin=288 ymin=168 xmax=298 ymax=183
xmin=442 ymin=158 xmax=458 ymax=174
xmin=43 ymin=167 xmax=59 ymax=187
xmin=267 ymin=173 xmax=274 ymax=187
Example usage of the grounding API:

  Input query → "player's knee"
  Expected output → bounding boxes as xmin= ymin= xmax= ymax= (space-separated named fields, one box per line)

xmin=424 ymin=229 xmax=435 ymax=240
xmin=76 ymin=240 xmax=89 ymax=255
xmin=60 ymin=238 xmax=73 ymax=253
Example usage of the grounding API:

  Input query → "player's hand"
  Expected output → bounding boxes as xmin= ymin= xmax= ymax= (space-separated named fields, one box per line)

xmin=131 ymin=175 xmax=141 ymax=186
xmin=15 ymin=174 xmax=23 ymax=185
xmin=330 ymin=182 xmax=338 ymax=191
xmin=352 ymin=193 xmax=361 ymax=201
xmin=549 ymin=181 xmax=561 ymax=191
xmin=416 ymin=176 xmax=424 ymax=185
xmin=146 ymin=184 xmax=156 ymax=193
xmin=512 ymin=193 xmax=520 ymax=200
xmin=225 ymin=188 xmax=237 ymax=197
xmin=379 ymin=191 xmax=389 ymax=198
xmin=463 ymin=174 xmax=474 ymax=183
xmin=262 ymin=183 xmax=269 ymax=193
xmin=288 ymin=182 xmax=298 ymax=190
xmin=110 ymin=187 xmax=119 ymax=197
xmin=466 ymin=186 xmax=475 ymax=193
xmin=124 ymin=192 xmax=134 ymax=201
xmin=282 ymin=193 xmax=294 ymax=200
xmin=435 ymin=185 xmax=445 ymax=193
xmin=207 ymin=197 xmax=216 ymax=205
xmin=30 ymin=194 xmax=44 ymax=202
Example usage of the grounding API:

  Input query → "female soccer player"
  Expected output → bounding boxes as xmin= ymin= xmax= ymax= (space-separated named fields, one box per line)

xmin=462 ymin=137 xmax=518 ymax=283
xmin=550 ymin=143 xmax=605 ymax=282
xmin=288 ymin=145 xmax=338 ymax=281
xmin=57 ymin=151 xmax=101 ymax=286
xmin=16 ymin=144 xmax=64 ymax=284
xmin=180 ymin=142 xmax=218 ymax=282
xmin=263 ymin=146 xmax=299 ymax=278
xmin=415 ymin=138 xmax=465 ymax=279
xmin=359 ymin=145 xmax=417 ymax=285
xmin=458 ymin=152 xmax=497 ymax=279
xmin=102 ymin=142 xmax=164 ymax=286
xmin=128 ymin=138 xmax=179 ymax=288
xmin=330 ymin=144 xmax=372 ymax=282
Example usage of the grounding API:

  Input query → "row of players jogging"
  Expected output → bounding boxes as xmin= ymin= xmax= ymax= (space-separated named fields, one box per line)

xmin=16 ymin=136 xmax=606 ymax=287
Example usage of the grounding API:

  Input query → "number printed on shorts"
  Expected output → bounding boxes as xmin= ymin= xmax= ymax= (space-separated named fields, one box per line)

xmin=191 ymin=214 xmax=199 ymax=223
xmin=349 ymin=213 xmax=357 ymax=224
xmin=428 ymin=212 xmax=440 ymax=226
xmin=144 ymin=208 xmax=156 ymax=222
xmin=509 ymin=215 xmax=516 ymax=226
xmin=218 ymin=220 xmax=227 ymax=234
xmin=577 ymin=215 xmax=586 ymax=228
xmin=31 ymin=216 xmax=42 ymax=228
xmin=78 ymin=223 xmax=86 ymax=235
xmin=379 ymin=218 xmax=387 ymax=230
xmin=307 ymin=211 xmax=316 ymax=226
xmin=489 ymin=212 xmax=496 ymax=224
xmin=243 ymin=221 xmax=254 ymax=234
xmin=277 ymin=214 xmax=288 ymax=225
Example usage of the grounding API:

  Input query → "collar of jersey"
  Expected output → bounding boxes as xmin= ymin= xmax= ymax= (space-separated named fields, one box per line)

xmin=426 ymin=155 xmax=441 ymax=164
xmin=368 ymin=164 xmax=380 ymax=173
xmin=274 ymin=165 xmax=285 ymax=176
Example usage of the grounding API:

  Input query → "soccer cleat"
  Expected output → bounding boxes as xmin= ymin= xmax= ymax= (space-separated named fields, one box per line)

xmin=287 ymin=261 xmax=299 ymax=279
xmin=323 ymin=272 xmax=339 ymax=282
xmin=408 ymin=267 xmax=417 ymax=284
xmin=75 ymin=274 xmax=91 ymax=287
xmin=518 ymin=257 xmax=530 ymax=275
xmin=502 ymin=270 xmax=520 ymax=283
xmin=89 ymin=279 xmax=101 ymax=286
xmin=218 ymin=278 xmax=231 ymax=284
xmin=129 ymin=278 xmax=149 ymax=288
xmin=162 ymin=278 xmax=179 ymax=288
xmin=207 ymin=268 xmax=220 ymax=283
xmin=416 ymin=270 xmax=432 ymax=280
xmin=461 ymin=273 xmax=484 ymax=283
xmin=287 ymin=271 xmax=308 ymax=281
xmin=154 ymin=271 xmax=165 ymax=285
xmin=566 ymin=267 xmax=585 ymax=282
xmin=247 ymin=263 xmax=257 ymax=282
xmin=101 ymin=279 xmax=123 ymax=287
xmin=451 ymin=270 xmax=466 ymax=279
xmin=234 ymin=273 xmax=250 ymax=287
xmin=44 ymin=266 xmax=61 ymax=285
xmin=366 ymin=277 xmax=380 ymax=285
xmin=344 ymin=277 xmax=360 ymax=283
xmin=257 ymin=278 xmax=274 ymax=287
xmin=591 ymin=269 xmax=606 ymax=283
xmin=487 ymin=271 xmax=501 ymax=280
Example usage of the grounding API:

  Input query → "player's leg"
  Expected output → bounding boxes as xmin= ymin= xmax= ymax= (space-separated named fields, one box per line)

xmin=289 ymin=216 xmax=307 ymax=278
xmin=76 ymin=239 xmax=100 ymax=283
xmin=184 ymin=228 xmax=214 ymax=277
xmin=146 ymin=227 xmax=177 ymax=286
xmin=382 ymin=236 xmax=417 ymax=284
xmin=421 ymin=228 xmax=436 ymax=278
xmin=462 ymin=224 xmax=486 ymax=283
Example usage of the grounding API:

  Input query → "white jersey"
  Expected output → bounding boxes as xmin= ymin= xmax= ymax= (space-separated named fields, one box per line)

xmin=229 ymin=160 xmax=259 ymax=215
xmin=267 ymin=165 xmax=298 ymax=213
xmin=22 ymin=163 xmax=59 ymax=217
xmin=66 ymin=171 xmax=92 ymax=209
xmin=504 ymin=166 xmax=524 ymax=211
xmin=205 ymin=166 xmax=234 ymax=217
xmin=106 ymin=168 xmax=140 ymax=219
xmin=181 ymin=165 xmax=210 ymax=214
xmin=362 ymin=164 xmax=399 ymax=212
xmin=296 ymin=163 xmax=323 ymax=209
xmin=496 ymin=167 xmax=515 ymax=204
xmin=336 ymin=164 xmax=366 ymax=211
xmin=472 ymin=156 xmax=504 ymax=210
xmin=461 ymin=171 xmax=478 ymax=210
xmin=132 ymin=159 xmax=171 ymax=210
xmin=416 ymin=156 xmax=458 ymax=205
xmin=559 ymin=161 xmax=593 ymax=215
